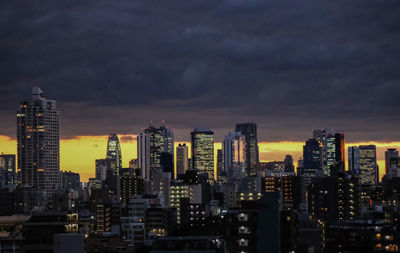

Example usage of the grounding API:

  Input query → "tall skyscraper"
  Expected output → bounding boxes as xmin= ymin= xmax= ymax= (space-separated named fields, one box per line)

xmin=359 ymin=145 xmax=378 ymax=185
xmin=191 ymin=128 xmax=214 ymax=181
xmin=284 ymin=154 xmax=294 ymax=172
xmin=235 ymin=123 xmax=259 ymax=176
xmin=106 ymin=134 xmax=122 ymax=176
xmin=216 ymin=149 xmax=223 ymax=177
xmin=385 ymin=148 xmax=399 ymax=175
xmin=348 ymin=146 xmax=360 ymax=173
xmin=0 ymin=154 xmax=16 ymax=189
xmin=17 ymin=87 xmax=60 ymax=198
xmin=300 ymin=139 xmax=323 ymax=177
xmin=137 ymin=133 xmax=150 ymax=180
xmin=144 ymin=125 xmax=174 ymax=172
xmin=223 ymin=131 xmax=246 ymax=179
xmin=176 ymin=144 xmax=189 ymax=177
xmin=312 ymin=129 xmax=345 ymax=176
xmin=349 ymin=145 xmax=378 ymax=185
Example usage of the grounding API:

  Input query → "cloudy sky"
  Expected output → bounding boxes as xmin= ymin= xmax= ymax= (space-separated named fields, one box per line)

xmin=1 ymin=0 xmax=400 ymax=142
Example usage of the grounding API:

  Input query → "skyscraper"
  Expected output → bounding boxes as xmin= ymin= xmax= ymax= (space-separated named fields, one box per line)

xmin=0 ymin=154 xmax=16 ymax=189
xmin=385 ymin=148 xmax=399 ymax=176
xmin=137 ymin=133 xmax=150 ymax=180
xmin=176 ymin=144 xmax=189 ymax=177
xmin=359 ymin=145 xmax=378 ymax=185
xmin=300 ymin=139 xmax=323 ymax=177
xmin=106 ymin=134 xmax=122 ymax=176
xmin=235 ymin=123 xmax=259 ymax=176
xmin=17 ymin=87 xmax=60 ymax=198
xmin=348 ymin=146 xmax=360 ymax=173
xmin=312 ymin=129 xmax=345 ymax=176
xmin=144 ymin=125 xmax=174 ymax=172
xmin=284 ymin=154 xmax=294 ymax=172
xmin=223 ymin=131 xmax=246 ymax=179
xmin=191 ymin=128 xmax=214 ymax=181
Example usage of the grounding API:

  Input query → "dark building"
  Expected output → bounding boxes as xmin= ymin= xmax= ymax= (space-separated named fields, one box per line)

xmin=0 ymin=154 xmax=16 ymax=189
xmin=160 ymin=152 xmax=173 ymax=179
xmin=17 ymin=87 xmax=60 ymax=199
xmin=22 ymin=212 xmax=78 ymax=253
xmin=300 ymin=139 xmax=323 ymax=177
xmin=60 ymin=171 xmax=80 ymax=192
xmin=284 ymin=154 xmax=295 ymax=172
xmin=325 ymin=220 xmax=400 ymax=252
xmin=144 ymin=125 xmax=174 ymax=173
xmin=308 ymin=172 xmax=360 ymax=222
xmin=224 ymin=193 xmax=281 ymax=253
xmin=145 ymin=207 xmax=177 ymax=238
xmin=180 ymin=198 xmax=208 ymax=232
xmin=120 ymin=175 xmax=144 ymax=206
xmin=262 ymin=175 xmax=306 ymax=211
xmin=235 ymin=123 xmax=259 ymax=176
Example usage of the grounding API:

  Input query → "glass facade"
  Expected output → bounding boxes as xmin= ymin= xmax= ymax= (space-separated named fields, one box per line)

xmin=191 ymin=128 xmax=214 ymax=181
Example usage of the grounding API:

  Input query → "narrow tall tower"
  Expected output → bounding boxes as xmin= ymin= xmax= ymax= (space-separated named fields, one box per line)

xmin=191 ymin=128 xmax=214 ymax=181
xmin=17 ymin=87 xmax=60 ymax=198
xmin=235 ymin=122 xmax=259 ymax=176
xmin=106 ymin=133 xmax=122 ymax=175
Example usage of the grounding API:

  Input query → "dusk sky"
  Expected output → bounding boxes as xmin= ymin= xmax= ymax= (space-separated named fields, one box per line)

xmin=1 ymin=0 xmax=400 ymax=180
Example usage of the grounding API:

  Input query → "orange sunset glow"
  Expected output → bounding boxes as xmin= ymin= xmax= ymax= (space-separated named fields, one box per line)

xmin=0 ymin=134 xmax=394 ymax=181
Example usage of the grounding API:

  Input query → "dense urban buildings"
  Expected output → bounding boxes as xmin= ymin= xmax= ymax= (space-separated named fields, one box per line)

xmin=2 ymin=87 xmax=400 ymax=252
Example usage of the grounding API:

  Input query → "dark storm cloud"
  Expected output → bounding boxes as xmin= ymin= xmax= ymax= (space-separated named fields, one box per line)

xmin=1 ymin=0 xmax=400 ymax=141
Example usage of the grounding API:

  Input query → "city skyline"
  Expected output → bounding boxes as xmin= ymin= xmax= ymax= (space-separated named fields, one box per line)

xmin=1 ymin=132 xmax=397 ymax=182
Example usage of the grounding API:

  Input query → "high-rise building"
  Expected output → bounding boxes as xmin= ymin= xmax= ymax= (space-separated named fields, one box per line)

xmin=176 ymin=144 xmax=189 ymax=177
xmin=385 ymin=148 xmax=399 ymax=176
xmin=216 ymin=149 xmax=223 ymax=177
xmin=0 ymin=154 xmax=16 ymax=189
xmin=235 ymin=123 xmax=259 ymax=176
xmin=223 ymin=131 xmax=246 ymax=179
xmin=312 ymin=129 xmax=345 ymax=176
xmin=359 ymin=145 xmax=378 ymax=185
xmin=17 ymin=87 xmax=60 ymax=198
xmin=191 ymin=128 xmax=214 ymax=181
xmin=348 ymin=146 xmax=360 ymax=173
xmin=106 ymin=134 xmax=122 ymax=175
xmin=144 ymin=125 xmax=174 ymax=172
xmin=300 ymin=139 xmax=322 ymax=177
xmin=349 ymin=145 xmax=378 ymax=185
xmin=137 ymin=133 xmax=150 ymax=180
xmin=284 ymin=155 xmax=294 ymax=172
xmin=95 ymin=158 xmax=116 ymax=181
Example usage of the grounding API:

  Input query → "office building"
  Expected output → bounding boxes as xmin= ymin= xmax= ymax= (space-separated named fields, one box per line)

xmin=349 ymin=145 xmax=378 ymax=185
xmin=313 ymin=129 xmax=345 ymax=176
xmin=385 ymin=148 xmax=399 ymax=176
xmin=106 ymin=134 xmax=122 ymax=175
xmin=144 ymin=125 xmax=174 ymax=172
xmin=300 ymin=139 xmax=323 ymax=177
xmin=223 ymin=131 xmax=246 ymax=179
xmin=176 ymin=143 xmax=189 ymax=177
xmin=17 ymin=87 xmax=60 ymax=198
xmin=0 ymin=154 xmax=16 ymax=189
xmin=137 ymin=133 xmax=150 ymax=180
xmin=191 ymin=128 xmax=214 ymax=181
xmin=348 ymin=146 xmax=360 ymax=173
xmin=359 ymin=145 xmax=378 ymax=185
xmin=235 ymin=122 xmax=259 ymax=176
